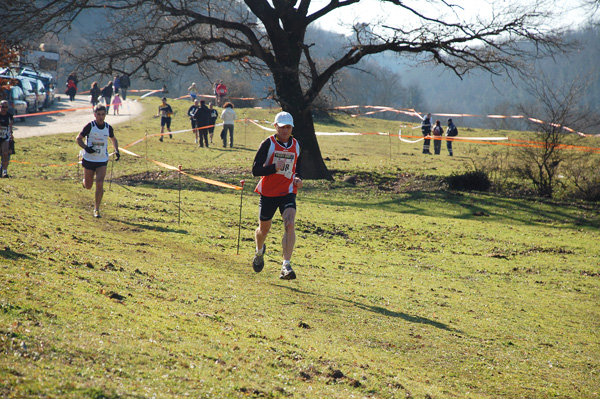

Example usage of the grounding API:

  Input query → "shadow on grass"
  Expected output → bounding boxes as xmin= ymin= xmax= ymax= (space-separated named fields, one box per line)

xmin=0 ymin=247 xmax=32 ymax=260
xmin=304 ymin=189 xmax=599 ymax=229
xmin=119 ymin=220 xmax=189 ymax=234
xmin=313 ymin=113 xmax=352 ymax=128
xmin=273 ymin=284 xmax=460 ymax=332
xmin=335 ymin=296 xmax=461 ymax=332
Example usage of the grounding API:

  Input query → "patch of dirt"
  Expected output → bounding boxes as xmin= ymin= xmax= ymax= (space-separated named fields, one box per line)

xmin=332 ymin=170 xmax=445 ymax=192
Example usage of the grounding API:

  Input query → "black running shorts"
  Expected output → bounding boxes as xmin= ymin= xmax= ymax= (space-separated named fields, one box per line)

xmin=259 ymin=193 xmax=296 ymax=221
xmin=82 ymin=159 xmax=108 ymax=170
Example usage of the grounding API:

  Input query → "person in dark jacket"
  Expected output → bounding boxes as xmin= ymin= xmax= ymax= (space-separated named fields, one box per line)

xmin=90 ymin=82 xmax=101 ymax=108
xmin=208 ymin=102 xmax=218 ymax=144
xmin=100 ymin=82 xmax=114 ymax=113
xmin=432 ymin=120 xmax=443 ymax=155
xmin=195 ymin=100 xmax=211 ymax=148
xmin=187 ymin=99 xmax=200 ymax=143
xmin=421 ymin=113 xmax=432 ymax=154
xmin=66 ymin=72 xmax=78 ymax=101
xmin=119 ymin=74 xmax=130 ymax=100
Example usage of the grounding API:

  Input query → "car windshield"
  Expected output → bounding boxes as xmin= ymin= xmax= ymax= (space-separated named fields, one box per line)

xmin=11 ymin=87 xmax=23 ymax=99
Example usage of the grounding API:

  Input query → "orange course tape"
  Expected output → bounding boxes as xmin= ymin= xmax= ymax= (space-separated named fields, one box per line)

xmin=118 ymin=147 xmax=242 ymax=190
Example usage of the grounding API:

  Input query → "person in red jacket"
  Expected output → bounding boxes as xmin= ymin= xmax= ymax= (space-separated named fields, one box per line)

xmin=251 ymin=111 xmax=303 ymax=280
xmin=215 ymin=81 xmax=227 ymax=106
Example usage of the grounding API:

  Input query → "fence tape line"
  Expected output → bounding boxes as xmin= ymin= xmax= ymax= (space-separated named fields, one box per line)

xmin=118 ymin=147 xmax=242 ymax=190
xmin=246 ymin=118 xmax=599 ymax=152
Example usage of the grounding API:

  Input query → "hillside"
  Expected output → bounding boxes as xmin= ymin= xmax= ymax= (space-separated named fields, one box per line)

xmin=1 ymin=101 xmax=599 ymax=398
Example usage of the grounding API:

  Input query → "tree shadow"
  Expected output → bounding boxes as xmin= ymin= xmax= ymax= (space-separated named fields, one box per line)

xmin=272 ymin=284 xmax=461 ymax=332
xmin=118 ymin=220 xmax=189 ymax=234
xmin=304 ymin=189 xmax=599 ymax=229
xmin=0 ymin=247 xmax=32 ymax=260
xmin=335 ymin=296 xmax=461 ymax=333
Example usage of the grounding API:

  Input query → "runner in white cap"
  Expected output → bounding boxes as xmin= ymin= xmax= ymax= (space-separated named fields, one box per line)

xmin=251 ymin=111 xmax=303 ymax=280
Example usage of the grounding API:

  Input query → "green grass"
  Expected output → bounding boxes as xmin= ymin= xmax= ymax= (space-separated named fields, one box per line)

xmin=1 ymin=97 xmax=599 ymax=398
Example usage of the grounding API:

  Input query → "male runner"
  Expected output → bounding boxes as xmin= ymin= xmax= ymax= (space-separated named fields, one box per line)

xmin=76 ymin=104 xmax=120 ymax=218
xmin=251 ymin=111 xmax=303 ymax=280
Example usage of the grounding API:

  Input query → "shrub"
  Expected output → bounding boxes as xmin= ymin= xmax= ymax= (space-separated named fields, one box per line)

xmin=446 ymin=170 xmax=491 ymax=192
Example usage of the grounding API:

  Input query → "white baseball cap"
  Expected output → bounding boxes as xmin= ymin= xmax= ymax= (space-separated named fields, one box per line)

xmin=273 ymin=111 xmax=294 ymax=127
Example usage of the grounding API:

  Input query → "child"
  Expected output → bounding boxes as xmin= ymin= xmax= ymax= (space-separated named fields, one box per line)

xmin=111 ymin=93 xmax=122 ymax=115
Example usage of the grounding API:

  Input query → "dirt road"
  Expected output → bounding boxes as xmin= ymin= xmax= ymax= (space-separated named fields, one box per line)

xmin=13 ymin=96 xmax=144 ymax=139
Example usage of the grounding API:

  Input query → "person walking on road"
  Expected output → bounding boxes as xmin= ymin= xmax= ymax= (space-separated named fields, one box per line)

xmin=90 ymin=81 xmax=101 ymax=108
xmin=101 ymin=82 xmax=114 ymax=113
xmin=76 ymin=104 xmax=120 ymax=218
xmin=119 ymin=74 xmax=130 ymax=100
xmin=251 ymin=111 xmax=303 ymax=280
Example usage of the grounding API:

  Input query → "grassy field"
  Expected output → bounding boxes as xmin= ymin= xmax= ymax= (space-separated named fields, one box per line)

xmin=1 ymin=97 xmax=599 ymax=398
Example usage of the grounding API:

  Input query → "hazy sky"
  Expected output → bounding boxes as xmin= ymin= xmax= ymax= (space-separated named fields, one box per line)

xmin=308 ymin=0 xmax=590 ymax=34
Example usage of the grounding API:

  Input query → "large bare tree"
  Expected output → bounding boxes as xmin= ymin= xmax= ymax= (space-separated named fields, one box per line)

xmin=2 ymin=0 xmax=567 ymax=179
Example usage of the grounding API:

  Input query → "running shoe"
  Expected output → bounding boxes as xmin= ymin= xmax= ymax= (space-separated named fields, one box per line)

xmin=169 ymin=134 xmax=173 ymax=139
xmin=2 ymin=171 xmax=8 ymax=178
xmin=279 ymin=262 xmax=296 ymax=280
xmin=252 ymin=244 xmax=266 ymax=273
xmin=159 ymin=136 xmax=163 ymax=142
xmin=93 ymin=209 xmax=101 ymax=218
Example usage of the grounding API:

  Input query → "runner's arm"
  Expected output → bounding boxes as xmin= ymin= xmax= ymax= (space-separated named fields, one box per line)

xmin=252 ymin=139 xmax=277 ymax=177
xmin=76 ymin=123 xmax=92 ymax=150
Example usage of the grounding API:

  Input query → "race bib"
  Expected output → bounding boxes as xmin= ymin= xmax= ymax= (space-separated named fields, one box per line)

xmin=91 ymin=141 xmax=105 ymax=154
xmin=0 ymin=126 xmax=9 ymax=139
xmin=274 ymin=151 xmax=295 ymax=179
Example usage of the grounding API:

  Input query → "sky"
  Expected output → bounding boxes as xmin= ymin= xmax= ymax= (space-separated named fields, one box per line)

xmin=308 ymin=0 xmax=591 ymax=35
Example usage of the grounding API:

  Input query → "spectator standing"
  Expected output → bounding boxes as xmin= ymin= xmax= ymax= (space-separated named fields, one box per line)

xmin=101 ymin=82 xmax=114 ymax=113
xmin=421 ymin=113 xmax=432 ymax=155
xmin=187 ymin=99 xmax=200 ymax=143
xmin=220 ymin=102 xmax=236 ymax=148
xmin=195 ymin=100 xmax=211 ymax=148
xmin=66 ymin=80 xmax=77 ymax=101
xmin=76 ymin=104 xmax=120 ymax=218
xmin=66 ymin=71 xmax=79 ymax=88
xmin=445 ymin=118 xmax=458 ymax=156
xmin=90 ymin=81 xmax=101 ymax=108
xmin=208 ymin=102 xmax=218 ymax=144
xmin=0 ymin=100 xmax=14 ymax=178
xmin=432 ymin=120 xmax=443 ymax=155
xmin=156 ymin=97 xmax=173 ymax=142
xmin=111 ymin=93 xmax=122 ymax=115
xmin=251 ymin=111 xmax=303 ymax=280
xmin=113 ymin=74 xmax=120 ymax=95
xmin=66 ymin=71 xmax=78 ymax=101
xmin=119 ymin=74 xmax=130 ymax=100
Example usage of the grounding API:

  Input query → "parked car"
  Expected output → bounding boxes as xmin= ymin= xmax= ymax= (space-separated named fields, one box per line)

xmin=0 ymin=85 xmax=28 ymax=122
xmin=20 ymin=76 xmax=46 ymax=112
xmin=20 ymin=68 xmax=55 ymax=107
xmin=2 ymin=75 xmax=39 ymax=113
xmin=20 ymin=76 xmax=45 ymax=112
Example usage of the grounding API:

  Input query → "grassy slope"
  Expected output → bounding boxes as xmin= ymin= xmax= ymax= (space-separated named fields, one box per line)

xmin=1 ymin=98 xmax=599 ymax=398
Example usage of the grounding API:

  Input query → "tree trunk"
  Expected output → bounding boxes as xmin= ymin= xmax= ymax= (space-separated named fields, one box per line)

xmin=287 ymin=106 xmax=332 ymax=181
xmin=271 ymin=59 xmax=333 ymax=180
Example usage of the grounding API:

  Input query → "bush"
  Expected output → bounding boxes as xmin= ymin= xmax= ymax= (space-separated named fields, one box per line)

xmin=446 ymin=170 xmax=491 ymax=192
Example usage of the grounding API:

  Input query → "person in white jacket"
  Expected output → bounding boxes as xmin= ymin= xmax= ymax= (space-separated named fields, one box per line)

xmin=220 ymin=102 xmax=236 ymax=148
